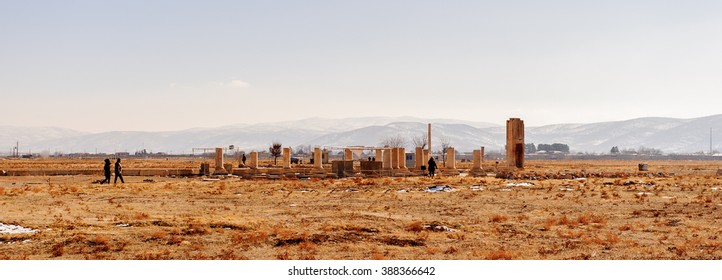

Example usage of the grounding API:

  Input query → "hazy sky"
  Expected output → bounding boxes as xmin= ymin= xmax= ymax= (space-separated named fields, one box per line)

xmin=2 ymin=1 xmax=721 ymax=132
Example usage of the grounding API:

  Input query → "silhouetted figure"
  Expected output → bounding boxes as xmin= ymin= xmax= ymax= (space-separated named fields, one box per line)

xmin=368 ymin=156 xmax=372 ymax=161
xmin=101 ymin=159 xmax=111 ymax=184
xmin=372 ymin=157 xmax=376 ymax=161
xmin=114 ymin=158 xmax=124 ymax=184
xmin=242 ymin=154 xmax=247 ymax=166
xmin=427 ymin=157 xmax=438 ymax=177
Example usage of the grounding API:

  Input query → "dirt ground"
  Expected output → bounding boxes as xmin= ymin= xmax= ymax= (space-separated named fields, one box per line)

xmin=1 ymin=158 xmax=721 ymax=260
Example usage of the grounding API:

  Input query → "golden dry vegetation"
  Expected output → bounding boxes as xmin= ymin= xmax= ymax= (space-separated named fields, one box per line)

xmin=1 ymin=158 xmax=721 ymax=260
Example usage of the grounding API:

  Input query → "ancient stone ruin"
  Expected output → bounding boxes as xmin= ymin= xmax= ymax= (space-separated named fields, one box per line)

xmin=506 ymin=118 xmax=524 ymax=168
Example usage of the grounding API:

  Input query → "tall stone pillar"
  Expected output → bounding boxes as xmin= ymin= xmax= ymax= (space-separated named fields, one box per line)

xmin=446 ymin=147 xmax=456 ymax=170
xmin=415 ymin=147 xmax=424 ymax=170
xmin=427 ymin=123 xmax=432 ymax=162
xmin=313 ymin=147 xmax=323 ymax=169
xmin=375 ymin=149 xmax=382 ymax=162
xmin=506 ymin=118 xmax=525 ymax=168
xmin=249 ymin=151 xmax=259 ymax=169
xmin=213 ymin=148 xmax=228 ymax=175
xmin=344 ymin=148 xmax=353 ymax=161
xmin=398 ymin=147 xmax=406 ymax=170
xmin=472 ymin=149 xmax=482 ymax=172
xmin=480 ymin=146 xmax=485 ymax=164
xmin=391 ymin=148 xmax=399 ymax=169
xmin=383 ymin=149 xmax=392 ymax=170
xmin=282 ymin=147 xmax=291 ymax=169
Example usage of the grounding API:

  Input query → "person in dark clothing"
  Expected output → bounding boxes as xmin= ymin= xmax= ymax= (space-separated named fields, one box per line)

xmin=427 ymin=157 xmax=438 ymax=177
xmin=101 ymin=159 xmax=111 ymax=184
xmin=114 ymin=158 xmax=124 ymax=184
xmin=242 ymin=154 xmax=247 ymax=166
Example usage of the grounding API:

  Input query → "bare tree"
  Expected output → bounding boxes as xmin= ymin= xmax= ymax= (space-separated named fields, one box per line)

xmin=269 ymin=141 xmax=282 ymax=165
xmin=380 ymin=135 xmax=406 ymax=148
xmin=436 ymin=135 xmax=451 ymax=167
xmin=411 ymin=133 xmax=427 ymax=150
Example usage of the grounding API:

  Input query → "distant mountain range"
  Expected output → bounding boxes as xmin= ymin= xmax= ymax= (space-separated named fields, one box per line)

xmin=2 ymin=115 xmax=721 ymax=155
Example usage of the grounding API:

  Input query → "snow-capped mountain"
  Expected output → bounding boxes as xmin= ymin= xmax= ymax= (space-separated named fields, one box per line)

xmin=3 ymin=115 xmax=722 ymax=155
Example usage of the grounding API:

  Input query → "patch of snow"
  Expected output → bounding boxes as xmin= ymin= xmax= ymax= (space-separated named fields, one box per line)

xmin=636 ymin=192 xmax=652 ymax=196
xmin=711 ymin=187 xmax=720 ymax=191
xmin=506 ymin=182 xmax=534 ymax=187
xmin=289 ymin=204 xmax=297 ymax=207
xmin=344 ymin=189 xmax=359 ymax=193
xmin=425 ymin=185 xmax=454 ymax=193
xmin=574 ymin=178 xmax=587 ymax=181
xmin=0 ymin=223 xmax=39 ymax=234
xmin=662 ymin=196 xmax=676 ymax=199
xmin=424 ymin=225 xmax=459 ymax=232
xmin=559 ymin=188 xmax=575 ymax=191
xmin=470 ymin=185 xmax=483 ymax=191
xmin=397 ymin=190 xmax=408 ymax=193
xmin=116 ymin=223 xmax=130 ymax=227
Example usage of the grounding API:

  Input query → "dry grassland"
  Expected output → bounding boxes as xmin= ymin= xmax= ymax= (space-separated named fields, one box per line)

xmin=1 ymin=158 xmax=721 ymax=260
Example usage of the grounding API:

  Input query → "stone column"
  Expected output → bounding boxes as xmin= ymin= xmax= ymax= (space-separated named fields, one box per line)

xmin=313 ymin=147 xmax=323 ymax=169
xmin=446 ymin=147 xmax=456 ymax=170
xmin=398 ymin=147 xmax=406 ymax=170
xmin=480 ymin=146 xmax=485 ymax=164
xmin=472 ymin=149 xmax=482 ymax=172
xmin=344 ymin=148 xmax=353 ymax=161
xmin=249 ymin=151 xmax=259 ymax=169
xmin=383 ymin=149 xmax=392 ymax=170
xmin=506 ymin=118 xmax=525 ymax=168
xmin=391 ymin=148 xmax=399 ymax=169
xmin=415 ymin=147 xmax=423 ymax=170
xmin=283 ymin=147 xmax=291 ymax=169
xmin=375 ymin=149 xmax=383 ymax=162
xmin=213 ymin=148 xmax=228 ymax=175
xmin=427 ymin=123 xmax=432 ymax=162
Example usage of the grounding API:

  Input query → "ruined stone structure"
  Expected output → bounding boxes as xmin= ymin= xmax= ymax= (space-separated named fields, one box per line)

xmin=391 ymin=148 xmax=399 ymax=169
xmin=506 ymin=118 xmax=525 ymax=168
xmin=471 ymin=148 xmax=483 ymax=175
xmin=249 ymin=151 xmax=259 ymax=169
xmin=313 ymin=147 xmax=323 ymax=169
xmin=344 ymin=148 xmax=353 ymax=161
xmin=213 ymin=148 xmax=228 ymax=175
xmin=446 ymin=147 xmax=456 ymax=170
xmin=283 ymin=147 xmax=291 ymax=169
xmin=398 ymin=147 xmax=406 ymax=170
xmin=332 ymin=160 xmax=353 ymax=178
xmin=375 ymin=149 xmax=383 ymax=163
xmin=360 ymin=161 xmax=383 ymax=176
xmin=415 ymin=147 xmax=424 ymax=170
xmin=383 ymin=148 xmax=392 ymax=170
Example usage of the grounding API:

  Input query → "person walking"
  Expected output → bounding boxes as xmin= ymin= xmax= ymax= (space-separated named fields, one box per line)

xmin=114 ymin=158 xmax=125 ymax=184
xmin=427 ymin=157 xmax=438 ymax=177
xmin=101 ymin=159 xmax=111 ymax=184
xmin=242 ymin=153 xmax=247 ymax=166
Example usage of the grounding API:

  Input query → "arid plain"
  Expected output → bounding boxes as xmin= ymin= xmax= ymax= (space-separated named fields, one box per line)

xmin=1 ymin=158 xmax=721 ymax=260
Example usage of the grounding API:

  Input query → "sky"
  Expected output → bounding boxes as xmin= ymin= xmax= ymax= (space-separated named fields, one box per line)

xmin=1 ymin=0 xmax=722 ymax=133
